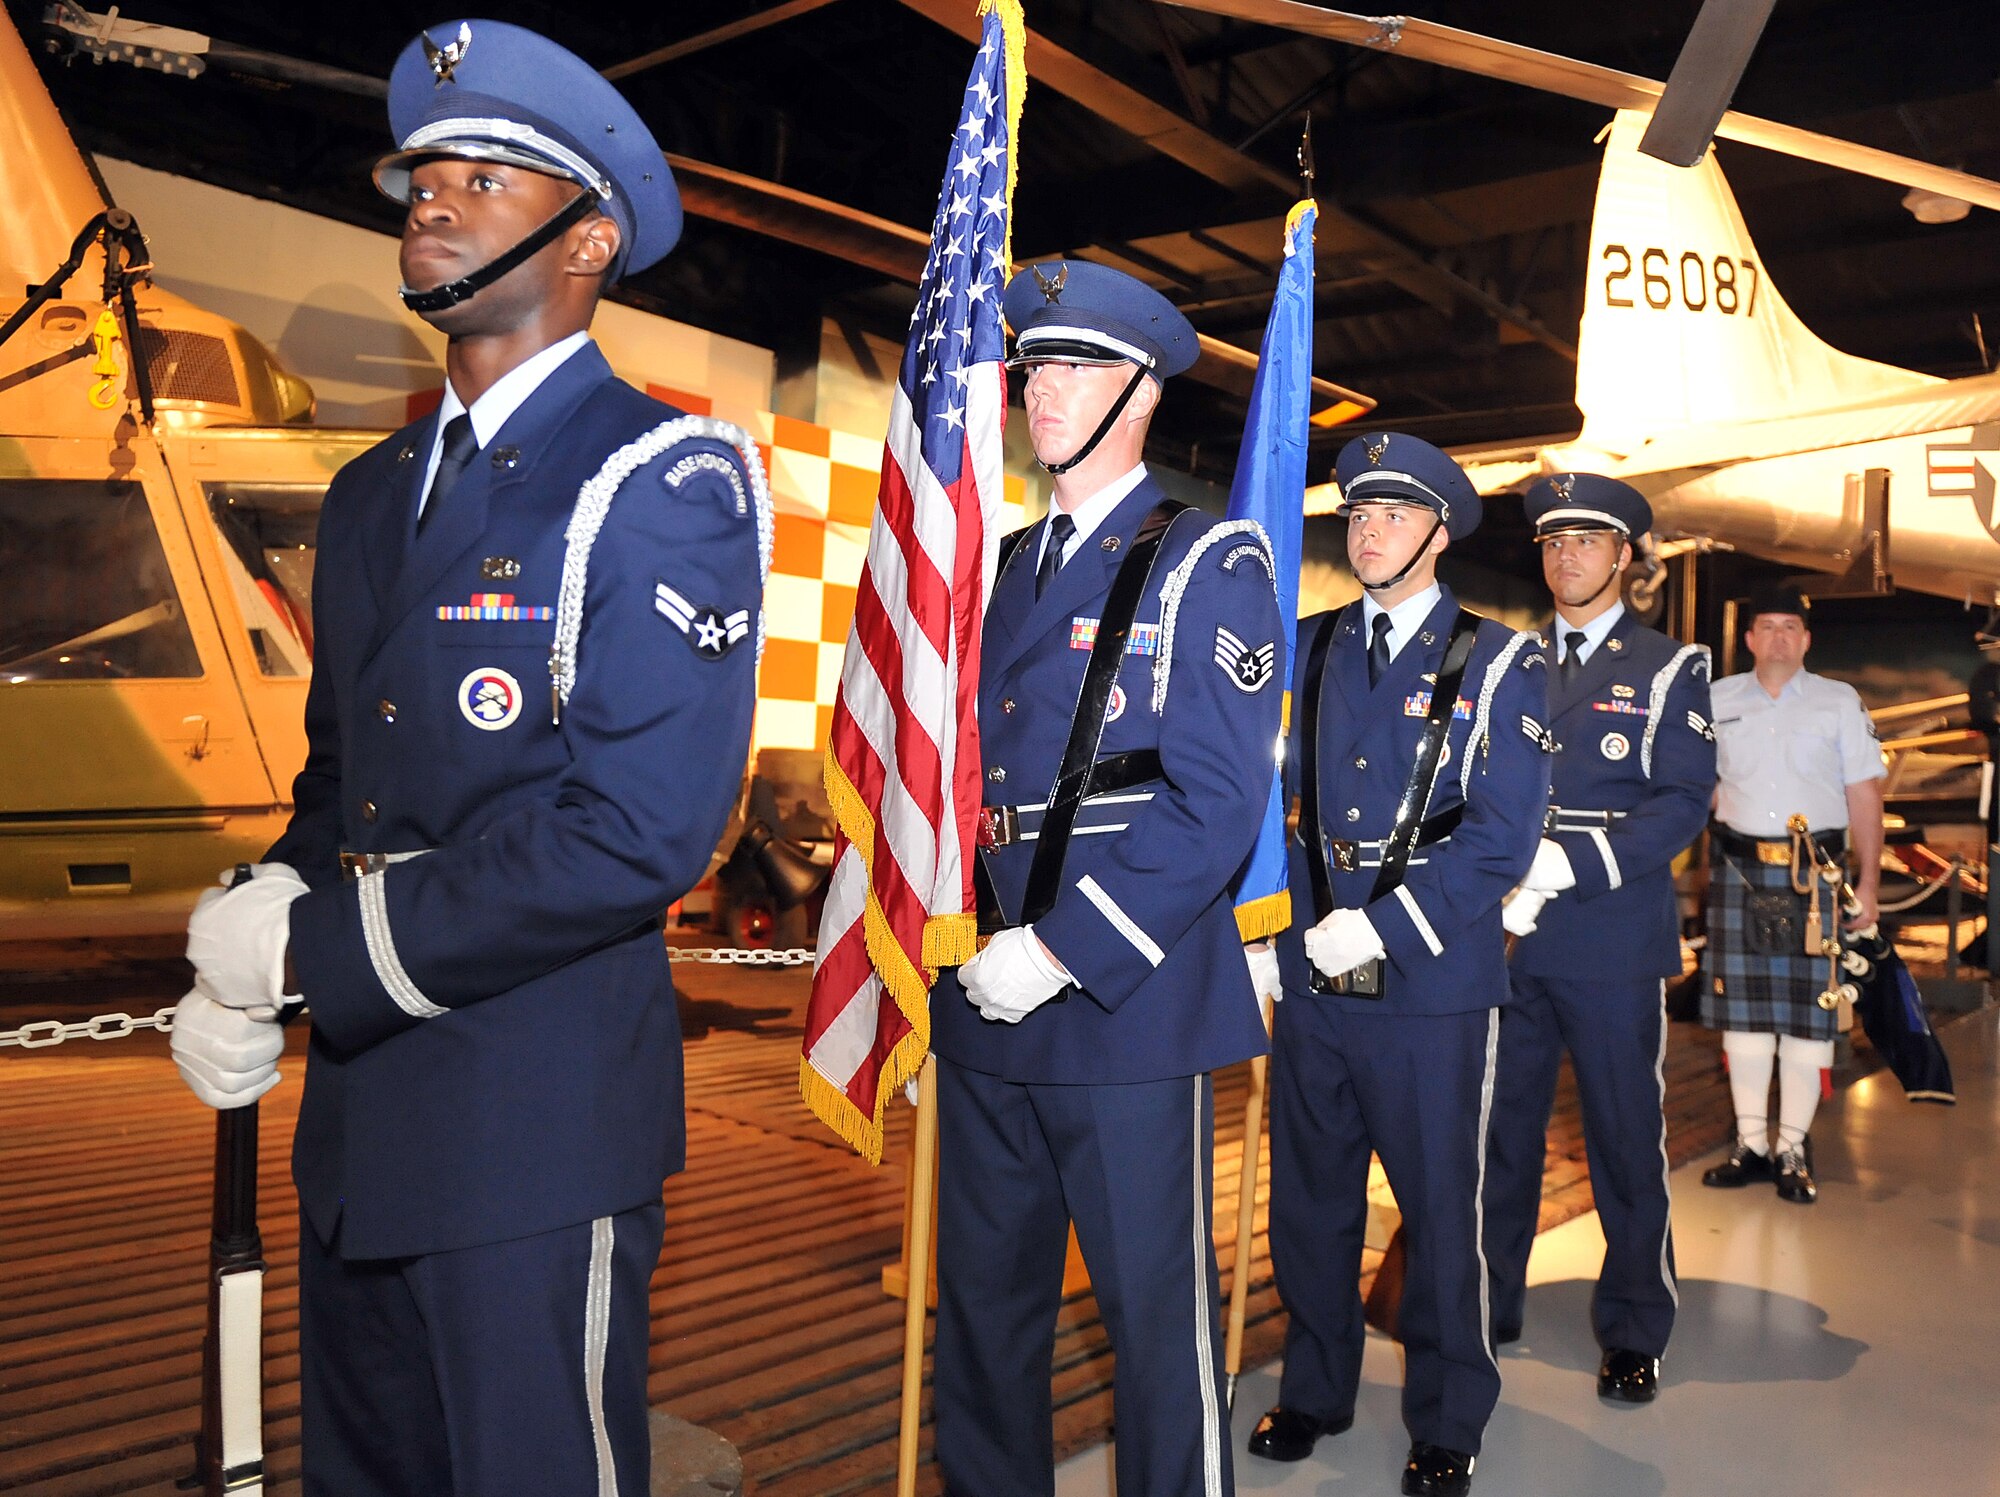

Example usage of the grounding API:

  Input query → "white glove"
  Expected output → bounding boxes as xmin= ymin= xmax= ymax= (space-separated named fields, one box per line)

xmin=186 ymin=863 xmax=308 ymax=1018
xmin=170 ymin=984 xmax=284 ymax=1109
xmin=1502 ymin=886 xmax=1547 ymax=937
xmin=1523 ymin=838 xmax=1576 ymax=894
xmin=1245 ymin=941 xmax=1282 ymax=1003
xmin=1303 ymin=908 xmax=1385 ymax=982
xmin=962 ymin=925 xmax=1073 ymax=1024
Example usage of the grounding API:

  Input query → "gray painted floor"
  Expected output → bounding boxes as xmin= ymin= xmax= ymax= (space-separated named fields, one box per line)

xmin=1057 ymin=1011 xmax=2000 ymax=1496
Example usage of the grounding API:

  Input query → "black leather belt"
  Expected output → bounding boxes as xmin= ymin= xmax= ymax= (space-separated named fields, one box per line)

xmin=337 ymin=849 xmax=427 ymax=880
xmin=978 ymin=749 xmax=1163 ymax=850
xmin=1712 ymin=824 xmax=1846 ymax=860
xmin=1545 ymin=805 xmax=1629 ymax=834
xmin=1323 ymin=806 xmax=1462 ymax=871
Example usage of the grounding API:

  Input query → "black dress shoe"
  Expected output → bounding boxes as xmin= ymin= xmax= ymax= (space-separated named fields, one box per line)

xmin=1597 ymin=1347 xmax=1660 ymax=1403
xmin=1775 ymin=1147 xmax=1817 ymax=1203
xmin=1701 ymin=1141 xmax=1774 ymax=1188
xmin=1402 ymin=1442 xmax=1475 ymax=1497
xmin=1247 ymin=1406 xmax=1352 ymax=1462
xmin=1492 ymin=1322 xmax=1521 ymax=1346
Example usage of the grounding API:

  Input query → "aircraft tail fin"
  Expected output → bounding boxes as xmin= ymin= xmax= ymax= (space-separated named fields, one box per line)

xmin=1575 ymin=109 xmax=1935 ymax=457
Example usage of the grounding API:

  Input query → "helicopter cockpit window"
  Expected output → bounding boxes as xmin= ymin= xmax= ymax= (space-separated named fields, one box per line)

xmin=203 ymin=483 xmax=322 ymax=677
xmin=0 ymin=478 xmax=202 ymax=681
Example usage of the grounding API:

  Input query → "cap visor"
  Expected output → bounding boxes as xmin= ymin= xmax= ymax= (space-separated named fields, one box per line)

xmin=373 ymin=141 xmax=580 ymax=202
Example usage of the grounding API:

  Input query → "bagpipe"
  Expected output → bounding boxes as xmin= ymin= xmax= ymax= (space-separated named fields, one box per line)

xmin=1787 ymin=815 xmax=1954 ymax=1104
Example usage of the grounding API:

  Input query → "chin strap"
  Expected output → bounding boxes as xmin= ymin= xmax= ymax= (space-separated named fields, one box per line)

xmin=1361 ymin=511 xmax=1446 ymax=594
xmin=1040 ymin=364 xmax=1151 ymax=476
xmin=1571 ymin=558 xmax=1626 ymax=610
xmin=399 ymin=189 xmax=603 ymax=314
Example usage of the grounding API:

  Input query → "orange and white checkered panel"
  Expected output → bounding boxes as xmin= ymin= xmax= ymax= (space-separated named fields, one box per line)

xmin=675 ymin=391 xmax=1027 ymax=755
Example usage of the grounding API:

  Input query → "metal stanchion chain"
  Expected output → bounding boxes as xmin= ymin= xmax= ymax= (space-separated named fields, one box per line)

xmin=2 ymin=948 xmax=815 ymax=1049
xmin=670 ymin=947 xmax=817 ymax=966
xmin=0 ymin=1006 xmax=179 ymax=1050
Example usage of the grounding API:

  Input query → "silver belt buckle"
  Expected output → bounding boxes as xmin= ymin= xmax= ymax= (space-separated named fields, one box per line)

xmin=977 ymin=806 xmax=1020 ymax=850
xmin=338 ymin=851 xmax=381 ymax=881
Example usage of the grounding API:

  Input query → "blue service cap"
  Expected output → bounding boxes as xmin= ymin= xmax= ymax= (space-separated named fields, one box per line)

xmin=374 ymin=19 xmax=681 ymax=275
xmin=1524 ymin=472 xmax=1652 ymax=540
xmin=1332 ymin=431 xmax=1481 ymax=542
xmin=1002 ymin=260 xmax=1199 ymax=378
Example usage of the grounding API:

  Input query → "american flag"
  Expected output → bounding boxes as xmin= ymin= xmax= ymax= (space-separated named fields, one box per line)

xmin=801 ymin=0 xmax=1022 ymax=1163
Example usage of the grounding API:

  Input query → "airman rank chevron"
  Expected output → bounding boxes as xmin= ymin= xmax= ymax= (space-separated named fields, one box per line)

xmin=1069 ymin=618 xmax=1163 ymax=655
xmin=654 ymin=580 xmax=749 ymax=660
xmin=437 ymin=593 xmax=554 ymax=621
xmin=1214 ymin=627 xmax=1275 ymax=692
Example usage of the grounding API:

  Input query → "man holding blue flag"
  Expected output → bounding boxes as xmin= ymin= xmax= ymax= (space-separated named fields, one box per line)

xmin=1232 ymin=199 xmax=1315 ymax=960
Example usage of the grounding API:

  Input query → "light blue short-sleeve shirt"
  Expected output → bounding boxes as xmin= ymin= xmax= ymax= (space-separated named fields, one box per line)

xmin=1710 ymin=668 xmax=1884 ymax=836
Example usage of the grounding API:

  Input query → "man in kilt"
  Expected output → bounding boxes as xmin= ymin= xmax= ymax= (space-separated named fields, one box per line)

xmin=1700 ymin=585 xmax=1884 ymax=1203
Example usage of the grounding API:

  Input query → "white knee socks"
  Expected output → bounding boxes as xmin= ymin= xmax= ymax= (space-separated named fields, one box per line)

xmin=1776 ymin=1035 xmax=1835 ymax=1155
xmin=1721 ymin=1030 xmax=1776 ymax=1156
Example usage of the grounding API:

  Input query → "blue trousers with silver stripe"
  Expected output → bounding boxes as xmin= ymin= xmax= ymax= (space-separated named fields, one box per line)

xmin=933 ymin=1060 xmax=1230 ymax=1497
xmin=1484 ymin=971 xmax=1678 ymax=1358
xmin=1269 ymin=999 xmax=1503 ymax=1455
xmin=298 ymin=1201 xmax=663 ymax=1497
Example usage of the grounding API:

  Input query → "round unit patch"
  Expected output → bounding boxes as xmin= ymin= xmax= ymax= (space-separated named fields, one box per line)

xmin=1600 ymin=731 xmax=1630 ymax=761
xmin=1105 ymin=682 xmax=1127 ymax=723
xmin=458 ymin=666 xmax=523 ymax=732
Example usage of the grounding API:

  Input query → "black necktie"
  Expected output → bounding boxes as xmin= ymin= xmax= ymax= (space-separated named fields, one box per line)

xmin=1562 ymin=629 xmax=1588 ymax=682
xmin=1367 ymin=612 xmax=1393 ymax=688
xmin=419 ymin=413 xmax=478 ymax=536
xmin=1036 ymin=511 xmax=1076 ymax=599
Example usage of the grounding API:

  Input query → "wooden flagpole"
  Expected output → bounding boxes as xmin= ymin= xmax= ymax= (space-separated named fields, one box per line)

xmin=897 ymin=1057 xmax=940 ymax=1497
xmin=1224 ymin=991 xmax=1275 ymax=1406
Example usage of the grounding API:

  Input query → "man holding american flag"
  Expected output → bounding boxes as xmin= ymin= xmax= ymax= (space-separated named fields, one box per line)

xmin=927 ymin=259 xmax=1283 ymax=1497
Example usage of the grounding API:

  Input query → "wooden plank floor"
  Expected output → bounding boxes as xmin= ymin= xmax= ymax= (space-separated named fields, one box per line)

xmin=1 ymin=947 xmax=1827 ymax=1496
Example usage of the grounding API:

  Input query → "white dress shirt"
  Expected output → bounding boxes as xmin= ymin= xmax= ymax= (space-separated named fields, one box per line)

xmin=419 ymin=331 xmax=592 ymax=516
xmin=1711 ymin=668 xmax=1885 ymax=835
xmin=1035 ymin=463 xmax=1149 ymax=572
xmin=1359 ymin=581 xmax=1442 ymax=664
xmin=1552 ymin=600 xmax=1625 ymax=666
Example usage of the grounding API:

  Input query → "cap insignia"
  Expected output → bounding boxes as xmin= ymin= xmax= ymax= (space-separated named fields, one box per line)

xmin=1364 ymin=434 xmax=1389 ymax=466
xmin=423 ymin=22 xmax=473 ymax=86
xmin=1553 ymin=473 xmax=1576 ymax=501
xmin=1032 ymin=263 xmax=1067 ymax=305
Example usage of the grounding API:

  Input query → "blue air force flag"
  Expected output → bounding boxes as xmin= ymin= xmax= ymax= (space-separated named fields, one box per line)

xmin=1228 ymin=201 xmax=1314 ymax=940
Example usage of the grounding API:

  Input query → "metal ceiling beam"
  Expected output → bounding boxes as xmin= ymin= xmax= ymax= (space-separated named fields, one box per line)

xmin=893 ymin=0 xmax=1576 ymax=359
xmin=1162 ymin=0 xmax=2000 ymax=214
xmin=603 ymin=0 xmax=845 ymax=81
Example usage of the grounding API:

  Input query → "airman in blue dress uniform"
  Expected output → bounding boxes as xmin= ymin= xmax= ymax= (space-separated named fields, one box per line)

xmin=1483 ymin=475 xmax=1715 ymax=1406
xmin=1249 ymin=433 xmax=1550 ymax=1497
xmin=928 ymin=260 xmax=1283 ymax=1497
xmin=169 ymin=21 xmax=768 ymax=1495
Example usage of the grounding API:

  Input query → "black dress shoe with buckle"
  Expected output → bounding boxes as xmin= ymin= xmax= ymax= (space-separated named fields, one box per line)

xmin=1775 ymin=1147 xmax=1817 ymax=1203
xmin=1701 ymin=1142 xmax=1774 ymax=1188
xmin=1402 ymin=1442 xmax=1475 ymax=1496
xmin=1597 ymin=1347 xmax=1660 ymax=1403
xmin=1247 ymin=1406 xmax=1353 ymax=1462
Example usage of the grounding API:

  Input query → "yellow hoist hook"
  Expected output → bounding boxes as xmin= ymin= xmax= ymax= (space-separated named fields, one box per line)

xmin=88 ymin=309 xmax=123 ymax=410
